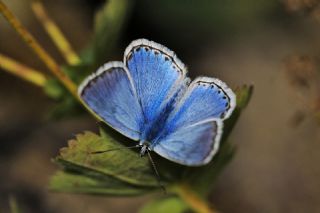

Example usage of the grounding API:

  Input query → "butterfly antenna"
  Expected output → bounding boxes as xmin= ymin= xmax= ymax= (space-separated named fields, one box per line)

xmin=146 ymin=150 xmax=166 ymax=194
xmin=90 ymin=145 xmax=140 ymax=154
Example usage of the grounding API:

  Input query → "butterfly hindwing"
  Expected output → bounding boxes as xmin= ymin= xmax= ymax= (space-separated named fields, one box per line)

xmin=78 ymin=62 xmax=143 ymax=140
xmin=152 ymin=77 xmax=236 ymax=165
xmin=124 ymin=39 xmax=187 ymax=124
xmin=153 ymin=121 xmax=222 ymax=166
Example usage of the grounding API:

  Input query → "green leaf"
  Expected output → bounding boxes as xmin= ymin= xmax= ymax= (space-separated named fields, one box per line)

xmin=222 ymin=84 xmax=253 ymax=142
xmin=50 ymin=171 xmax=150 ymax=196
xmin=184 ymin=85 xmax=254 ymax=196
xmin=61 ymin=63 xmax=92 ymax=85
xmin=98 ymin=122 xmax=188 ymax=183
xmin=43 ymin=77 xmax=83 ymax=119
xmin=48 ymin=97 xmax=83 ymax=120
xmin=54 ymin=130 xmax=160 ymax=187
xmin=235 ymin=84 xmax=254 ymax=109
xmin=90 ymin=0 xmax=132 ymax=68
xmin=43 ymin=78 xmax=66 ymax=100
xmin=139 ymin=197 xmax=189 ymax=213
xmin=184 ymin=141 xmax=236 ymax=197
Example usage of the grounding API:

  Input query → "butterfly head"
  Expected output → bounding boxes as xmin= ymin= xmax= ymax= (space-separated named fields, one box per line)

xmin=139 ymin=141 xmax=151 ymax=157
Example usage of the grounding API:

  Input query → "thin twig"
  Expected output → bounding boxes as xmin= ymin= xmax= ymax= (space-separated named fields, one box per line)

xmin=0 ymin=0 xmax=77 ymax=97
xmin=9 ymin=195 xmax=20 ymax=213
xmin=0 ymin=53 xmax=47 ymax=87
xmin=31 ymin=0 xmax=80 ymax=65
xmin=173 ymin=184 xmax=218 ymax=213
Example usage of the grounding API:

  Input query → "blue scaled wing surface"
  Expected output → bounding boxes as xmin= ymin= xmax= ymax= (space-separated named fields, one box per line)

xmin=124 ymin=39 xmax=187 ymax=127
xmin=153 ymin=77 xmax=236 ymax=166
xmin=78 ymin=62 xmax=143 ymax=140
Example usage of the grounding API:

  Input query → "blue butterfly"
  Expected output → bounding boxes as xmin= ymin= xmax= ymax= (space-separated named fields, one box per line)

xmin=78 ymin=39 xmax=236 ymax=166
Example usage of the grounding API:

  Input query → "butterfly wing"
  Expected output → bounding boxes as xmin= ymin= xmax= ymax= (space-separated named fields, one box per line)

xmin=124 ymin=39 xmax=187 ymax=124
xmin=152 ymin=77 xmax=236 ymax=165
xmin=153 ymin=121 xmax=223 ymax=165
xmin=78 ymin=62 xmax=143 ymax=140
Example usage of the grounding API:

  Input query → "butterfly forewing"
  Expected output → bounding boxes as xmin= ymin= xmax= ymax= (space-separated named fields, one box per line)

xmin=78 ymin=62 xmax=143 ymax=140
xmin=124 ymin=39 xmax=187 ymax=125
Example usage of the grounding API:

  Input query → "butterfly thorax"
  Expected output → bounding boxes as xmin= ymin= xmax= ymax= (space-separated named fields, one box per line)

xmin=139 ymin=111 xmax=173 ymax=149
xmin=139 ymin=84 xmax=185 ymax=148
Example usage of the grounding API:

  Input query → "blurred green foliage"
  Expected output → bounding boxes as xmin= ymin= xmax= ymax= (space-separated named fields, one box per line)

xmin=42 ymin=1 xmax=255 ymax=212
xmin=9 ymin=196 xmax=21 ymax=213
xmin=44 ymin=0 xmax=131 ymax=119
xmin=139 ymin=197 xmax=188 ymax=213
xmin=133 ymin=0 xmax=280 ymax=45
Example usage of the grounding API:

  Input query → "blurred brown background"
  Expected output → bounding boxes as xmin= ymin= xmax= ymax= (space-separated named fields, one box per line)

xmin=1 ymin=0 xmax=320 ymax=212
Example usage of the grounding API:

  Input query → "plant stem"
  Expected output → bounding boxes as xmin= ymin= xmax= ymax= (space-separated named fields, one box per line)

xmin=9 ymin=195 xmax=20 ymax=213
xmin=0 ymin=0 xmax=77 ymax=97
xmin=31 ymin=0 xmax=80 ymax=65
xmin=173 ymin=183 xmax=217 ymax=213
xmin=0 ymin=54 xmax=47 ymax=87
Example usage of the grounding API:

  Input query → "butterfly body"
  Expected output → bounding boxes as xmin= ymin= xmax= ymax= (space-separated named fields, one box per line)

xmin=79 ymin=39 xmax=236 ymax=166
